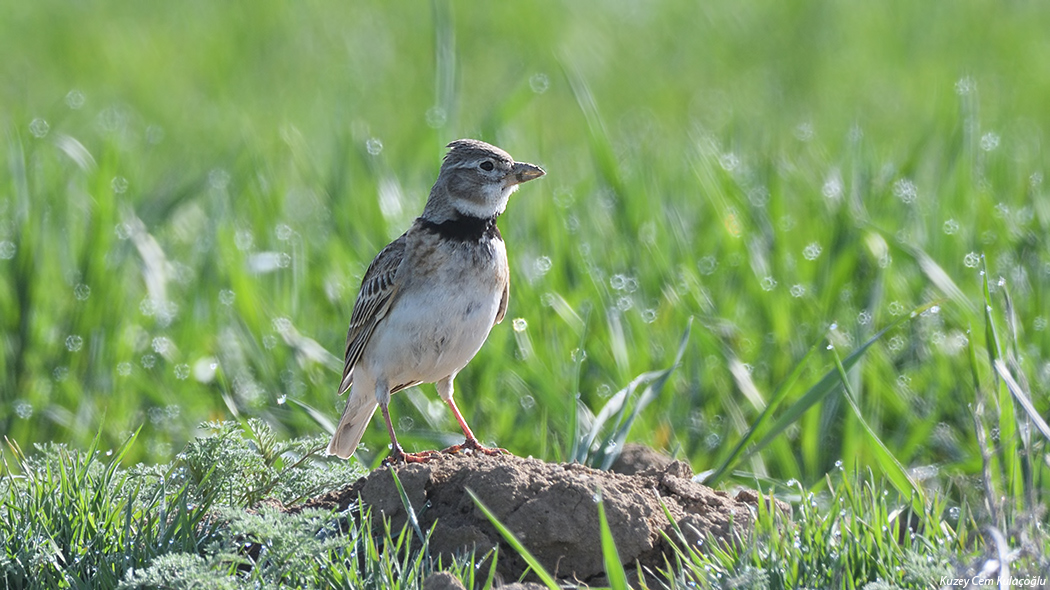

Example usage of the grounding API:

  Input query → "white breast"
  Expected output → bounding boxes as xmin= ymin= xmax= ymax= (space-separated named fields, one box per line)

xmin=359 ymin=235 xmax=507 ymax=388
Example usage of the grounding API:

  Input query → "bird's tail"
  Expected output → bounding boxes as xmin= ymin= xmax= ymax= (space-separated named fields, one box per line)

xmin=326 ymin=383 xmax=378 ymax=459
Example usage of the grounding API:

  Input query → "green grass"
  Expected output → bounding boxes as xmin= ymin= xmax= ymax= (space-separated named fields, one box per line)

xmin=2 ymin=0 xmax=1050 ymax=586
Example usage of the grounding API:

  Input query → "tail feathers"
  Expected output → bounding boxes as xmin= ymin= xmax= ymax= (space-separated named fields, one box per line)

xmin=326 ymin=388 xmax=378 ymax=459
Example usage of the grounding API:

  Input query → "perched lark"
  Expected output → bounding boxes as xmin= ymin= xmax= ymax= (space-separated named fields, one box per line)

xmin=326 ymin=139 xmax=545 ymax=463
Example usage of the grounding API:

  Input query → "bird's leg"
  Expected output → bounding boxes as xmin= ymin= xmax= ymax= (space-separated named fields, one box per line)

xmin=441 ymin=397 xmax=509 ymax=456
xmin=380 ymin=403 xmax=438 ymax=465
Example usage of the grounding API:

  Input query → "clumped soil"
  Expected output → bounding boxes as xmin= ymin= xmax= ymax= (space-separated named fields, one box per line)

xmin=294 ymin=444 xmax=762 ymax=586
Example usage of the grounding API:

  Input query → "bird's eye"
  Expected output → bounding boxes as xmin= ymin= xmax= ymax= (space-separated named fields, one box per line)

xmin=480 ymin=160 xmax=495 ymax=171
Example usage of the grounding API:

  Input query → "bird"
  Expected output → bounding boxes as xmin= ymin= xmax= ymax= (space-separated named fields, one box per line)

xmin=326 ymin=139 xmax=545 ymax=463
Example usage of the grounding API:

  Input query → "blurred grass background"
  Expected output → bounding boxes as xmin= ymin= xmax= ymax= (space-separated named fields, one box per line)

xmin=1 ymin=0 xmax=1048 ymax=496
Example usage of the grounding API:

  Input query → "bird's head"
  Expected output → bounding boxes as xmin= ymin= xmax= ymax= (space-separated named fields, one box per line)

xmin=423 ymin=139 xmax=545 ymax=222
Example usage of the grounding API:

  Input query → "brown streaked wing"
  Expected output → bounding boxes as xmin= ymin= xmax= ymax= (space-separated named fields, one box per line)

xmin=338 ymin=232 xmax=407 ymax=394
xmin=495 ymin=276 xmax=509 ymax=325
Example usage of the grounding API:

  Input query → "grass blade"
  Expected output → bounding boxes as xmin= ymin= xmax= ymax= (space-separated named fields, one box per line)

xmin=466 ymin=488 xmax=559 ymax=590
xmin=993 ymin=359 xmax=1050 ymax=444
xmin=388 ymin=468 xmax=426 ymax=547
xmin=596 ymin=490 xmax=629 ymax=590
xmin=705 ymin=338 xmax=821 ymax=484
xmin=747 ymin=301 xmax=940 ymax=463
xmin=829 ymin=341 xmax=925 ymax=512
xmin=600 ymin=319 xmax=691 ymax=470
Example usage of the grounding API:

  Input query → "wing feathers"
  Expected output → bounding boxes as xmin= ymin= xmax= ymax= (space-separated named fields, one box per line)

xmin=338 ymin=233 xmax=407 ymax=394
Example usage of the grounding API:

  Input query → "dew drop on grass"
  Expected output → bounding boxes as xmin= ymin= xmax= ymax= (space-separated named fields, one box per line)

xmin=616 ymin=296 xmax=633 ymax=311
xmin=141 ymin=353 xmax=156 ymax=369
xmin=152 ymin=336 xmax=173 ymax=356
xmin=398 ymin=416 xmax=414 ymax=431
xmin=790 ymin=284 xmax=806 ymax=298
xmin=73 ymin=283 xmax=91 ymax=300
xmin=512 ymin=318 xmax=527 ymax=332
xmin=140 ymin=297 xmax=158 ymax=316
xmin=571 ymin=348 xmax=587 ymax=363
xmin=29 ymin=117 xmax=49 ymax=138
xmin=275 ymin=223 xmax=293 ymax=241
xmin=697 ymin=256 xmax=717 ymax=275
xmin=425 ymin=107 xmax=447 ymax=128
xmin=533 ymin=256 xmax=552 ymax=276
xmin=718 ymin=152 xmax=739 ymax=171
xmin=111 ymin=176 xmax=129 ymax=194
xmin=793 ymin=122 xmax=814 ymax=141
xmin=892 ymin=178 xmax=917 ymax=204
xmin=64 ymin=89 xmax=86 ymax=109
xmin=955 ymin=76 xmax=976 ymax=95
xmin=760 ymin=276 xmax=777 ymax=291
xmin=219 ymin=289 xmax=236 ymax=306
xmin=803 ymin=242 xmax=822 ymax=260
xmin=0 ymin=241 xmax=15 ymax=260
xmin=822 ymin=174 xmax=843 ymax=200
xmin=980 ymin=132 xmax=1000 ymax=152
xmin=529 ymin=73 xmax=550 ymax=94
xmin=272 ymin=317 xmax=292 ymax=334
xmin=748 ymin=186 xmax=769 ymax=208
xmin=262 ymin=334 xmax=277 ymax=349
xmin=366 ymin=137 xmax=383 ymax=156
xmin=174 ymin=364 xmax=190 ymax=380
xmin=115 ymin=222 xmax=132 ymax=240
xmin=234 ymin=229 xmax=254 ymax=251
xmin=117 ymin=362 xmax=132 ymax=376
xmin=65 ymin=335 xmax=83 ymax=352
xmin=943 ymin=218 xmax=959 ymax=235
xmin=53 ymin=367 xmax=68 ymax=381
xmin=148 ymin=407 xmax=165 ymax=424
xmin=642 ymin=308 xmax=657 ymax=323
xmin=519 ymin=395 xmax=535 ymax=410
xmin=14 ymin=401 xmax=33 ymax=418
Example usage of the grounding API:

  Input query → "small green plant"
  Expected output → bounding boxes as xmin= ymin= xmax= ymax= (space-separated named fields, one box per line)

xmin=572 ymin=320 xmax=692 ymax=469
xmin=658 ymin=470 xmax=958 ymax=589
xmin=1 ymin=429 xmax=219 ymax=589
xmin=0 ymin=421 xmax=365 ymax=589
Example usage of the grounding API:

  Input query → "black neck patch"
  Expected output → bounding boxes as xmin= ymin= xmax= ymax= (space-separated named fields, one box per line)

xmin=420 ymin=215 xmax=500 ymax=242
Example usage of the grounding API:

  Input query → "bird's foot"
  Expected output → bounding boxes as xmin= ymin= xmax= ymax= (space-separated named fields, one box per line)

xmin=382 ymin=447 xmax=440 ymax=466
xmin=441 ymin=438 xmax=510 ymax=457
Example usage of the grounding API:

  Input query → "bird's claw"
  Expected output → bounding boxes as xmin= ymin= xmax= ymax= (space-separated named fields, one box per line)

xmin=382 ymin=448 xmax=440 ymax=466
xmin=441 ymin=439 xmax=510 ymax=457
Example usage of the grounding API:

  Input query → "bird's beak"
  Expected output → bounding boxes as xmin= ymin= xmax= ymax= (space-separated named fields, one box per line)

xmin=509 ymin=161 xmax=546 ymax=185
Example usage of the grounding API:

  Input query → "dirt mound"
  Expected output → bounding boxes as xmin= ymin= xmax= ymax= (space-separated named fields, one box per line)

xmin=297 ymin=450 xmax=757 ymax=585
